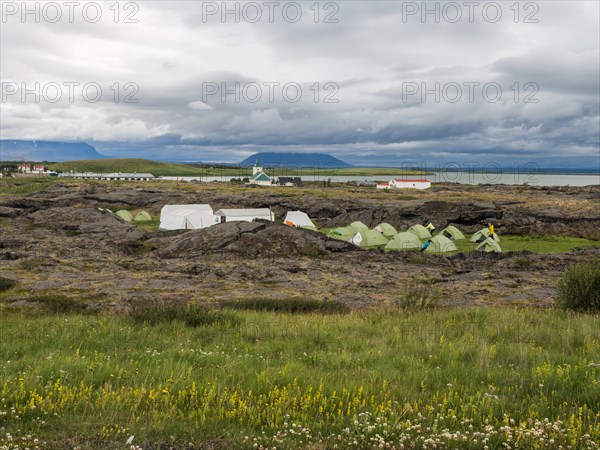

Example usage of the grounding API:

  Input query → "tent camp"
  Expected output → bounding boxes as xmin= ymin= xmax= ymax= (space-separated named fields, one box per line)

xmin=352 ymin=230 xmax=389 ymax=248
xmin=134 ymin=211 xmax=152 ymax=222
xmin=375 ymin=223 xmax=398 ymax=238
xmin=116 ymin=210 xmax=133 ymax=222
xmin=159 ymin=204 xmax=214 ymax=231
xmin=476 ymin=237 xmax=502 ymax=253
xmin=470 ymin=228 xmax=500 ymax=243
xmin=424 ymin=234 xmax=458 ymax=253
xmin=441 ymin=225 xmax=465 ymax=240
xmin=326 ymin=227 xmax=355 ymax=242
xmin=384 ymin=231 xmax=422 ymax=251
xmin=214 ymin=208 xmax=274 ymax=223
xmin=348 ymin=221 xmax=369 ymax=234
xmin=408 ymin=224 xmax=432 ymax=239
xmin=284 ymin=211 xmax=316 ymax=229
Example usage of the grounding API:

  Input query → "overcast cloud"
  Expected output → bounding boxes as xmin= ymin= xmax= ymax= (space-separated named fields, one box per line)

xmin=1 ymin=0 xmax=598 ymax=167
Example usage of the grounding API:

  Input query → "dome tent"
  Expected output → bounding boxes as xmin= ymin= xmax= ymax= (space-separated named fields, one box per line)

xmin=284 ymin=211 xmax=316 ymax=229
xmin=470 ymin=228 xmax=500 ymax=243
xmin=384 ymin=231 xmax=422 ymax=251
xmin=134 ymin=211 xmax=152 ymax=222
xmin=348 ymin=221 xmax=369 ymax=234
xmin=326 ymin=227 xmax=355 ymax=242
xmin=424 ymin=234 xmax=458 ymax=254
xmin=375 ymin=223 xmax=398 ymax=238
xmin=116 ymin=210 xmax=134 ymax=222
xmin=352 ymin=229 xmax=389 ymax=248
xmin=408 ymin=224 xmax=432 ymax=240
xmin=441 ymin=225 xmax=465 ymax=240
xmin=476 ymin=237 xmax=502 ymax=253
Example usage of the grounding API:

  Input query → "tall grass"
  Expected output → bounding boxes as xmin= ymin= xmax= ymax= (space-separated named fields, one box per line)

xmin=558 ymin=259 xmax=600 ymax=312
xmin=0 ymin=308 xmax=598 ymax=448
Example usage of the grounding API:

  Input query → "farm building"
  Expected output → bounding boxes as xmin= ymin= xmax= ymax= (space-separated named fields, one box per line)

xmin=61 ymin=172 xmax=155 ymax=181
xmin=376 ymin=179 xmax=431 ymax=190
xmin=159 ymin=204 xmax=214 ymax=230
xmin=214 ymin=208 xmax=274 ymax=223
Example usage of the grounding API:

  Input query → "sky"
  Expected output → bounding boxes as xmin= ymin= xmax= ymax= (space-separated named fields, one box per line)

xmin=1 ymin=0 xmax=599 ymax=168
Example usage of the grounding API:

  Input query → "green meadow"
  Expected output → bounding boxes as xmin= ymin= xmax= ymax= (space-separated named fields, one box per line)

xmin=0 ymin=307 xmax=599 ymax=449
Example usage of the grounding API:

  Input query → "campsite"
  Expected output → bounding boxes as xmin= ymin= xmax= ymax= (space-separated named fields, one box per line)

xmin=1 ymin=177 xmax=599 ymax=449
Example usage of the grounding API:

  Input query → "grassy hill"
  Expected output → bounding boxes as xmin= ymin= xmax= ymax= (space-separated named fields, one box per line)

xmin=50 ymin=158 xmax=428 ymax=177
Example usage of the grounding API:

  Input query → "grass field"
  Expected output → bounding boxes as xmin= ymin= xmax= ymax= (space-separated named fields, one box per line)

xmin=0 ymin=307 xmax=598 ymax=449
xmin=46 ymin=158 xmax=427 ymax=178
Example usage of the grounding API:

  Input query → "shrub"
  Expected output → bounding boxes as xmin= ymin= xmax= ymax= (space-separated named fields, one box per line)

xmin=0 ymin=277 xmax=17 ymax=292
xmin=220 ymin=298 xmax=349 ymax=314
xmin=130 ymin=302 xmax=239 ymax=327
xmin=557 ymin=259 xmax=600 ymax=312
xmin=397 ymin=277 xmax=442 ymax=310
xmin=28 ymin=294 xmax=84 ymax=314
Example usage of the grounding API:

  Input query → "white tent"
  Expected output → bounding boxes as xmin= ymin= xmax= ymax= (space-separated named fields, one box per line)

xmin=283 ymin=210 xmax=316 ymax=228
xmin=214 ymin=208 xmax=274 ymax=223
xmin=159 ymin=204 xmax=214 ymax=231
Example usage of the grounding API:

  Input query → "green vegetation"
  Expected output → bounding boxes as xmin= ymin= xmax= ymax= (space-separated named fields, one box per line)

xmin=453 ymin=235 xmax=600 ymax=254
xmin=396 ymin=277 xmax=442 ymax=310
xmin=558 ymin=259 xmax=600 ymax=312
xmin=0 ymin=177 xmax=58 ymax=195
xmin=0 ymin=307 xmax=598 ymax=448
xmin=129 ymin=302 xmax=239 ymax=328
xmin=48 ymin=158 xmax=428 ymax=177
xmin=0 ymin=277 xmax=17 ymax=292
xmin=220 ymin=297 xmax=349 ymax=314
xmin=25 ymin=294 xmax=85 ymax=314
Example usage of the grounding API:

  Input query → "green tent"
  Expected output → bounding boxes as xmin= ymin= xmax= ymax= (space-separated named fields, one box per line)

xmin=476 ymin=237 xmax=502 ymax=253
xmin=134 ymin=211 xmax=152 ymax=222
xmin=424 ymin=234 xmax=458 ymax=254
xmin=351 ymin=229 xmax=389 ymax=248
xmin=375 ymin=223 xmax=398 ymax=238
xmin=470 ymin=228 xmax=500 ymax=243
xmin=326 ymin=227 xmax=355 ymax=242
xmin=348 ymin=221 xmax=369 ymax=234
xmin=116 ymin=210 xmax=134 ymax=222
xmin=408 ymin=224 xmax=432 ymax=240
xmin=384 ymin=231 xmax=422 ymax=251
xmin=441 ymin=225 xmax=465 ymax=240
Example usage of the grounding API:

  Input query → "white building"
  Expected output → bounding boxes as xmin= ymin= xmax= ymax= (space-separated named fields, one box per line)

xmin=214 ymin=208 xmax=274 ymax=223
xmin=376 ymin=178 xmax=431 ymax=190
xmin=248 ymin=160 xmax=273 ymax=186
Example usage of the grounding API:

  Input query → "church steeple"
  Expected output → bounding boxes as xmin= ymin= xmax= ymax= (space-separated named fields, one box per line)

xmin=253 ymin=158 xmax=263 ymax=176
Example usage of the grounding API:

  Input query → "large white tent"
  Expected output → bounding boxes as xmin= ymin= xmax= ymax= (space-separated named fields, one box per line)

xmin=159 ymin=204 xmax=214 ymax=231
xmin=214 ymin=208 xmax=274 ymax=223
xmin=283 ymin=210 xmax=316 ymax=228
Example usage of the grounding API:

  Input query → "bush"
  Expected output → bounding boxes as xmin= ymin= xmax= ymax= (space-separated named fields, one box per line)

xmin=130 ymin=302 xmax=239 ymax=327
xmin=557 ymin=259 xmax=600 ymax=312
xmin=28 ymin=294 xmax=84 ymax=314
xmin=0 ymin=277 xmax=17 ymax=292
xmin=220 ymin=298 xmax=349 ymax=314
xmin=397 ymin=277 xmax=442 ymax=310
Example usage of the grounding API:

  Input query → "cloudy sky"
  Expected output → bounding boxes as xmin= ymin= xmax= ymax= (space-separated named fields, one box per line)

xmin=1 ymin=1 xmax=599 ymax=167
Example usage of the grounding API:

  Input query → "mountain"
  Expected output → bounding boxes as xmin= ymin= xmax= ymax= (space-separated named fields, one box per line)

xmin=0 ymin=140 xmax=106 ymax=162
xmin=239 ymin=152 xmax=353 ymax=168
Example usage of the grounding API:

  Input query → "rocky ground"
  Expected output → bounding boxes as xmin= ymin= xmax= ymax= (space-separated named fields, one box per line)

xmin=1 ymin=180 xmax=599 ymax=311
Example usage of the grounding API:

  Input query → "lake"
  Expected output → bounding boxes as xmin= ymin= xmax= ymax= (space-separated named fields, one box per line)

xmin=160 ymin=172 xmax=599 ymax=187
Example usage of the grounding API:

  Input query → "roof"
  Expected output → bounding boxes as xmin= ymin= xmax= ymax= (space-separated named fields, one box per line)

xmin=61 ymin=172 xmax=155 ymax=178
xmin=215 ymin=208 xmax=272 ymax=217
xmin=250 ymin=172 xmax=271 ymax=182
xmin=392 ymin=179 xmax=430 ymax=183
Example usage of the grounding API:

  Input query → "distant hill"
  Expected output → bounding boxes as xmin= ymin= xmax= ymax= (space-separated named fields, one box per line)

xmin=0 ymin=140 xmax=105 ymax=162
xmin=50 ymin=158 xmax=251 ymax=177
xmin=239 ymin=152 xmax=353 ymax=168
